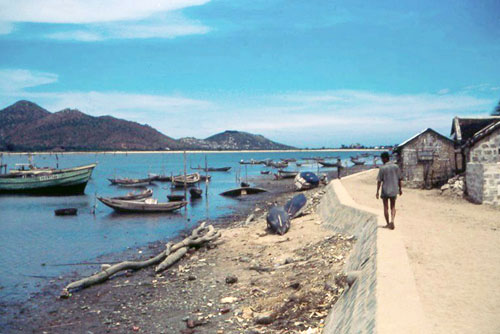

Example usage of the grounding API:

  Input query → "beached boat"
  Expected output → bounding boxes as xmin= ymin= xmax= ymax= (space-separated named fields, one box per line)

xmin=108 ymin=177 xmax=154 ymax=187
xmin=111 ymin=189 xmax=153 ymax=201
xmin=97 ymin=197 xmax=187 ymax=213
xmin=172 ymin=172 xmax=201 ymax=187
xmin=318 ymin=161 xmax=342 ymax=168
xmin=294 ymin=171 xmax=320 ymax=190
xmin=220 ymin=187 xmax=268 ymax=197
xmin=0 ymin=163 xmax=96 ymax=195
xmin=274 ymin=170 xmax=299 ymax=179
xmin=189 ymin=188 xmax=203 ymax=199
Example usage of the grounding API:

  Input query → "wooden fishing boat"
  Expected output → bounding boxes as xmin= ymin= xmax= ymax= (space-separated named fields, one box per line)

xmin=97 ymin=197 xmax=187 ymax=213
xmin=148 ymin=173 xmax=171 ymax=182
xmin=318 ymin=161 xmax=342 ymax=168
xmin=0 ymin=163 xmax=96 ymax=195
xmin=260 ymin=170 xmax=271 ymax=175
xmin=108 ymin=177 xmax=154 ymax=187
xmin=111 ymin=189 xmax=153 ymax=201
xmin=352 ymin=160 xmax=366 ymax=165
xmin=220 ymin=187 xmax=268 ymax=197
xmin=54 ymin=208 xmax=78 ymax=216
xmin=172 ymin=173 xmax=201 ymax=187
xmin=189 ymin=188 xmax=203 ymax=199
xmin=167 ymin=194 xmax=186 ymax=201
xmin=192 ymin=166 xmax=231 ymax=172
xmin=274 ymin=170 xmax=299 ymax=179
xmin=199 ymin=174 xmax=212 ymax=181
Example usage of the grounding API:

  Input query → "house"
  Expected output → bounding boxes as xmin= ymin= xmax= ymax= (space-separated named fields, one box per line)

xmin=462 ymin=120 xmax=500 ymax=206
xmin=450 ymin=116 xmax=500 ymax=171
xmin=393 ymin=128 xmax=456 ymax=188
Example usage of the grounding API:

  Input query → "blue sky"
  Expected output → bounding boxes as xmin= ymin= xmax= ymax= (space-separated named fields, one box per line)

xmin=0 ymin=0 xmax=499 ymax=147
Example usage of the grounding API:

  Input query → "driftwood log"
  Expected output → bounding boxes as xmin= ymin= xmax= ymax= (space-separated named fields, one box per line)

xmin=61 ymin=222 xmax=221 ymax=296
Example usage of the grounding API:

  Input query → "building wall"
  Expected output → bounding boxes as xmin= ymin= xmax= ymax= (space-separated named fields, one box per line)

xmin=399 ymin=132 xmax=456 ymax=188
xmin=466 ymin=162 xmax=500 ymax=206
xmin=469 ymin=128 xmax=500 ymax=163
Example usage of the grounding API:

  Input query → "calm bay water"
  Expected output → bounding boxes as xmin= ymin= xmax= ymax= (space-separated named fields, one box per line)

xmin=0 ymin=150 xmax=374 ymax=303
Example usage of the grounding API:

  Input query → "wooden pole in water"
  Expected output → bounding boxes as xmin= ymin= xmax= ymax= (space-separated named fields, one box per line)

xmin=205 ymin=155 xmax=208 ymax=197
xmin=183 ymin=151 xmax=187 ymax=197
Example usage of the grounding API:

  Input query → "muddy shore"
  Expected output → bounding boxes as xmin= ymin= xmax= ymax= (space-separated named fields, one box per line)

xmin=1 ymin=165 xmax=373 ymax=334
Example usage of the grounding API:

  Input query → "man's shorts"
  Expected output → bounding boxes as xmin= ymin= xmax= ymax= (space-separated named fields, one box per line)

xmin=381 ymin=194 xmax=397 ymax=200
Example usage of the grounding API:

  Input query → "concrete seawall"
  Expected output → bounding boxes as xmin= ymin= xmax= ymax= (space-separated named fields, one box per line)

xmin=319 ymin=174 xmax=429 ymax=334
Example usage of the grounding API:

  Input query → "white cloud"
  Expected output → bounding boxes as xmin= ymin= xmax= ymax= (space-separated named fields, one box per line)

xmin=0 ymin=68 xmax=496 ymax=146
xmin=0 ymin=0 xmax=209 ymax=24
xmin=45 ymin=12 xmax=210 ymax=41
xmin=437 ymin=88 xmax=450 ymax=95
xmin=0 ymin=0 xmax=211 ymax=40
xmin=0 ymin=69 xmax=58 ymax=93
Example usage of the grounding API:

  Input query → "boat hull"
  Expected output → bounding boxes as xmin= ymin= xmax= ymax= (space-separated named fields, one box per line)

xmin=0 ymin=164 xmax=96 ymax=195
xmin=98 ymin=197 xmax=187 ymax=213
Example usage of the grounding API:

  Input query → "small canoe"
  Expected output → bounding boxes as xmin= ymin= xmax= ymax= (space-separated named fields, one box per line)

xmin=98 ymin=197 xmax=187 ymax=213
xmin=220 ymin=187 xmax=268 ymax=197
xmin=111 ymin=189 xmax=153 ymax=201
xmin=167 ymin=194 xmax=186 ymax=201
xmin=54 ymin=208 xmax=78 ymax=216
xmin=108 ymin=177 xmax=154 ymax=187
xmin=189 ymin=188 xmax=203 ymax=199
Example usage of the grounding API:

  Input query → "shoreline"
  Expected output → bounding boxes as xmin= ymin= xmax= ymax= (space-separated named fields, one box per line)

xmin=0 ymin=149 xmax=386 ymax=155
xmin=2 ymin=166 xmax=370 ymax=333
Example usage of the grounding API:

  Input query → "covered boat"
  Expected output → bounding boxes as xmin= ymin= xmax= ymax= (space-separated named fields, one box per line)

xmin=97 ymin=197 xmax=187 ymax=213
xmin=0 ymin=163 xmax=96 ymax=195
xmin=294 ymin=172 xmax=320 ymax=190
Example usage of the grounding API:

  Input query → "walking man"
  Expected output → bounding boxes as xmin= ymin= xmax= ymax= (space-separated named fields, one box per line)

xmin=376 ymin=152 xmax=402 ymax=230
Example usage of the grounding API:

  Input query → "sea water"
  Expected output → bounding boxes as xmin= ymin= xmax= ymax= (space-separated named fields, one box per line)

xmin=0 ymin=151 xmax=375 ymax=303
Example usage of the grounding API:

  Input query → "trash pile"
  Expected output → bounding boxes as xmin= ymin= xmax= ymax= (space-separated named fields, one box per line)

xmin=440 ymin=174 xmax=465 ymax=197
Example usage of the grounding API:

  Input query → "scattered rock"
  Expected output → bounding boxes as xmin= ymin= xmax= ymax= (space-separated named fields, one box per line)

xmin=188 ymin=275 xmax=197 ymax=281
xmin=225 ymin=275 xmax=238 ymax=284
xmin=220 ymin=296 xmax=238 ymax=304
xmin=288 ymin=282 xmax=301 ymax=290
xmin=284 ymin=257 xmax=295 ymax=264
xmin=254 ymin=311 xmax=275 ymax=325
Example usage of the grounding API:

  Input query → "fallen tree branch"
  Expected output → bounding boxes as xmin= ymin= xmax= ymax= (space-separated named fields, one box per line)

xmin=61 ymin=222 xmax=220 ymax=296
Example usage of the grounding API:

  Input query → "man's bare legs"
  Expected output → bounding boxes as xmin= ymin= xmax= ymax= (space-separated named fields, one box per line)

xmin=382 ymin=197 xmax=396 ymax=229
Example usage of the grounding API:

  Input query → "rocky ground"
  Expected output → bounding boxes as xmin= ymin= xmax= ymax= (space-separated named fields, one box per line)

xmin=2 ymin=165 xmax=371 ymax=334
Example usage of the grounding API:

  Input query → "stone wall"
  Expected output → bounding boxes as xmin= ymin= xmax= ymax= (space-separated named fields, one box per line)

xmin=469 ymin=128 xmax=500 ymax=163
xmin=318 ymin=183 xmax=378 ymax=334
xmin=398 ymin=131 xmax=456 ymax=188
xmin=466 ymin=162 xmax=500 ymax=206
xmin=466 ymin=163 xmax=483 ymax=203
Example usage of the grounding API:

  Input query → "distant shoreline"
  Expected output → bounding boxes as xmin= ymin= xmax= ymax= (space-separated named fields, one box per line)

xmin=0 ymin=148 xmax=386 ymax=155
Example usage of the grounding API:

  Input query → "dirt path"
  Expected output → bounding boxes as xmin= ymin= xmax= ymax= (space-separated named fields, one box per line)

xmin=342 ymin=169 xmax=500 ymax=334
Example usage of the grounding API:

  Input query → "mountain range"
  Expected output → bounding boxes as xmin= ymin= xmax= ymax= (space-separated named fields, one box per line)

xmin=0 ymin=100 xmax=294 ymax=151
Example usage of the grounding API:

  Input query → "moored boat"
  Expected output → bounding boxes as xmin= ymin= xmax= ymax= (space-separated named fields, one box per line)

xmin=189 ymin=188 xmax=203 ymax=199
xmin=97 ymin=197 xmax=187 ymax=213
xmin=54 ymin=208 xmax=78 ymax=216
xmin=192 ymin=166 xmax=231 ymax=172
xmin=108 ymin=177 xmax=154 ymax=187
xmin=111 ymin=189 xmax=153 ymax=201
xmin=167 ymin=194 xmax=186 ymax=201
xmin=318 ymin=161 xmax=342 ymax=168
xmin=274 ymin=170 xmax=299 ymax=179
xmin=0 ymin=163 xmax=96 ymax=195
xmin=172 ymin=173 xmax=201 ymax=187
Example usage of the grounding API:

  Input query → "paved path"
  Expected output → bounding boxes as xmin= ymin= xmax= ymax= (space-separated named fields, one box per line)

xmin=342 ymin=170 xmax=500 ymax=334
